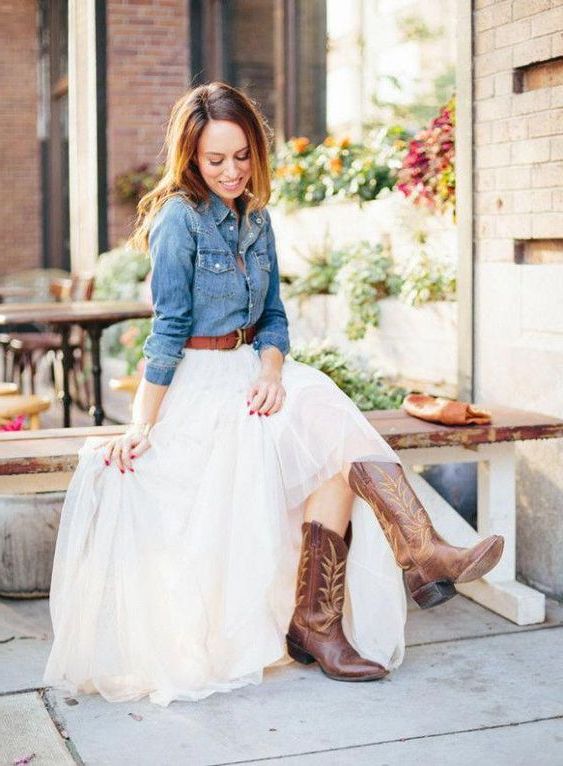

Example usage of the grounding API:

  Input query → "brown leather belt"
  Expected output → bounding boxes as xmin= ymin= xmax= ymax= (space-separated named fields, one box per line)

xmin=184 ymin=325 xmax=257 ymax=350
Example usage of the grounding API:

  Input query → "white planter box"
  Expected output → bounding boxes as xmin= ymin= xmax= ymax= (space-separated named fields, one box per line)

xmin=285 ymin=292 xmax=457 ymax=386
xmin=270 ymin=192 xmax=456 ymax=277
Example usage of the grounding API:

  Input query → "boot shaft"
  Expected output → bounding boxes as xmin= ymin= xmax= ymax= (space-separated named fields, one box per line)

xmin=292 ymin=520 xmax=347 ymax=638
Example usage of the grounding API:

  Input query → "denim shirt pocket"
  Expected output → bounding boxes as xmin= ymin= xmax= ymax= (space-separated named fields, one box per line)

xmin=194 ymin=248 xmax=238 ymax=299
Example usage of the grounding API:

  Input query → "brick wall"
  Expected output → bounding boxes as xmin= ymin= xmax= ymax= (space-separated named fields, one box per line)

xmin=0 ymin=1 xmax=41 ymax=276
xmin=106 ymin=0 xmax=190 ymax=249
xmin=473 ymin=0 xmax=563 ymax=597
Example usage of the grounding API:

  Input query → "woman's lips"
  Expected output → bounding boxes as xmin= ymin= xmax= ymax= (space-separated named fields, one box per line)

xmin=220 ymin=178 xmax=243 ymax=191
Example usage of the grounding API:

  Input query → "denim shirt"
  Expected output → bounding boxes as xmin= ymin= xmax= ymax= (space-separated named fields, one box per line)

xmin=142 ymin=190 xmax=291 ymax=385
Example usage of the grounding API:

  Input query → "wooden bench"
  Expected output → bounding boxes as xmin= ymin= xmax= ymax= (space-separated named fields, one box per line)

xmin=1 ymin=405 xmax=562 ymax=626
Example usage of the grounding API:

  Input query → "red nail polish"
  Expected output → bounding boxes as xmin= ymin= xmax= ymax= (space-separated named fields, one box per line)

xmin=119 ymin=468 xmax=125 ymax=474
xmin=131 ymin=455 xmax=136 ymax=459
xmin=265 ymin=413 xmax=270 ymax=417
xmin=129 ymin=468 xmax=135 ymax=473
xmin=104 ymin=459 xmax=109 ymax=466
xmin=249 ymin=410 xmax=254 ymax=414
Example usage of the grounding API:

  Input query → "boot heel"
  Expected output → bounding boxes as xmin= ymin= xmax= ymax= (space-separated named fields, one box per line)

xmin=411 ymin=579 xmax=457 ymax=609
xmin=286 ymin=636 xmax=316 ymax=665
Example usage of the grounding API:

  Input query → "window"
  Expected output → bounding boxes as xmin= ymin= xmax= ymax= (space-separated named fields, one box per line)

xmin=189 ymin=0 xmax=327 ymax=145
xmin=38 ymin=0 xmax=70 ymax=270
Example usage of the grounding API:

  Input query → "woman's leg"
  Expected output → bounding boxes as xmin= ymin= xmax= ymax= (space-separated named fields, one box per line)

xmin=303 ymin=471 xmax=355 ymax=538
xmin=341 ymin=459 xmax=504 ymax=609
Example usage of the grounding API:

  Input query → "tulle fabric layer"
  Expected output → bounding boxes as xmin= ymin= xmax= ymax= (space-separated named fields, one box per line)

xmin=43 ymin=345 xmax=407 ymax=706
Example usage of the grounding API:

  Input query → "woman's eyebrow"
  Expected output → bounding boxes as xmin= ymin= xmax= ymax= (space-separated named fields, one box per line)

xmin=204 ymin=146 xmax=249 ymax=156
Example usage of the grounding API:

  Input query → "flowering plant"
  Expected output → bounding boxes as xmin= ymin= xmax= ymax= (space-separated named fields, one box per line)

xmin=395 ymin=97 xmax=455 ymax=216
xmin=114 ymin=163 xmax=164 ymax=204
xmin=0 ymin=414 xmax=26 ymax=431
xmin=270 ymin=133 xmax=400 ymax=210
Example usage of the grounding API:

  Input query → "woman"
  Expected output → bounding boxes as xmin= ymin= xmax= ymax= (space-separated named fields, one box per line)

xmin=43 ymin=82 xmax=504 ymax=707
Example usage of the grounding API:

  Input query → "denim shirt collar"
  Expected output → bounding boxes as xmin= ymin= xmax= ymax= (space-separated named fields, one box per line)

xmin=199 ymin=189 xmax=264 ymax=227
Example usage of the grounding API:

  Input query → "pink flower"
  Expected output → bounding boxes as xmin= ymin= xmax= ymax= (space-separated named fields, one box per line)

xmin=1 ymin=414 xmax=26 ymax=431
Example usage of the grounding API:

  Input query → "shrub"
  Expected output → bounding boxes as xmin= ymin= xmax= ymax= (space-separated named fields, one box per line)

xmin=94 ymin=246 xmax=152 ymax=367
xmin=398 ymin=250 xmax=456 ymax=306
xmin=285 ymin=234 xmax=345 ymax=299
xmin=290 ymin=342 xmax=407 ymax=411
xmin=334 ymin=242 xmax=402 ymax=340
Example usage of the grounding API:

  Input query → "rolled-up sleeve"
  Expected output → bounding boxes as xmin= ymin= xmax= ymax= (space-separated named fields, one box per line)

xmin=143 ymin=201 xmax=195 ymax=385
xmin=252 ymin=210 xmax=291 ymax=358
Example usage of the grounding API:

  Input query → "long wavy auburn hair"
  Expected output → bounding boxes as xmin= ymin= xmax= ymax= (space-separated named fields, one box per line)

xmin=128 ymin=81 xmax=274 ymax=253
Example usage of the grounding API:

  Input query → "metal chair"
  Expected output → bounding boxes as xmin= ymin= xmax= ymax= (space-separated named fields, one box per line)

xmin=7 ymin=275 xmax=95 ymax=408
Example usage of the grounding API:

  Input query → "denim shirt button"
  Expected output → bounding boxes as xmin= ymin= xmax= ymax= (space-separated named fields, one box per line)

xmin=215 ymin=263 xmax=220 ymax=269
xmin=229 ymin=225 xmax=234 ymax=231
xmin=256 ymin=217 xmax=262 ymax=224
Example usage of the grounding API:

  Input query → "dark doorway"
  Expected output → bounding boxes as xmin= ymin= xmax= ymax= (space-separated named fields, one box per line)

xmin=189 ymin=0 xmax=327 ymax=145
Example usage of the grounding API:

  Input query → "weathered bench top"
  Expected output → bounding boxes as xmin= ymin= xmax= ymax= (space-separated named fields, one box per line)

xmin=1 ymin=405 xmax=563 ymax=476
xmin=364 ymin=405 xmax=563 ymax=449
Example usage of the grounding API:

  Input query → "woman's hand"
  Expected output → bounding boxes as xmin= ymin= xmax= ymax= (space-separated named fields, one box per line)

xmin=93 ymin=423 xmax=153 ymax=473
xmin=247 ymin=371 xmax=286 ymax=416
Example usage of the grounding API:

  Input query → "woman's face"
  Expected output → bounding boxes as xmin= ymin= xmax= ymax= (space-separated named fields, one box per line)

xmin=196 ymin=119 xmax=252 ymax=210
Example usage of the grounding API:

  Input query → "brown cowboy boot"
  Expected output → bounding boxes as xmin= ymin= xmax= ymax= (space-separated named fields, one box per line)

xmin=348 ymin=461 xmax=504 ymax=609
xmin=286 ymin=520 xmax=388 ymax=681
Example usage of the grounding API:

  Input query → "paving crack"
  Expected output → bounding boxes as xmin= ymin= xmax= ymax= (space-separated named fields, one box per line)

xmin=208 ymin=714 xmax=563 ymax=765
xmin=41 ymin=688 xmax=85 ymax=765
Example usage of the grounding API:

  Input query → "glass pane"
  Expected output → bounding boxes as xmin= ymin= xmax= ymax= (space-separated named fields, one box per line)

xmin=294 ymin=0 xmax=326 ymax=143
xmin=223 ymin=0 xmax=276 ymax=131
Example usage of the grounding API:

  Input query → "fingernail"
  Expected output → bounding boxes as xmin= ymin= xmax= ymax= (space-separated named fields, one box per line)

xmin=265 ymin=413 xmax=269 ymax=417
xmin=131 ymin=455 xmax=136 ymax=459
xmin=258 ymin=413 xmax=262 ymax=416
xmin=249 ymin=410 xmax=254 ymax=414
xmin=129 ymin=468 xmax=135 ymax=473
xmin=104 ymin=459 xmax=109 ymax=466
xmin=119 ymin=469 xmax=125 ymax=474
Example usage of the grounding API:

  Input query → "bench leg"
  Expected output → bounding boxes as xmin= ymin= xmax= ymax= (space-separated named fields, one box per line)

xmin=398 ymin=446 xmax=545 ymax=626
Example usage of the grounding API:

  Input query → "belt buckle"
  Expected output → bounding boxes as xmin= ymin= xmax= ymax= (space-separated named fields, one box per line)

xmin=232 ymin=327 xmax=245 ymax=349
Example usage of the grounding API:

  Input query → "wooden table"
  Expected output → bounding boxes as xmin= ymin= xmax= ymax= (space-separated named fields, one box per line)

xmin=0 ymin=301 xmax=152 ymax=427
xmin=1 ymin=404 xmax=562 ymax=626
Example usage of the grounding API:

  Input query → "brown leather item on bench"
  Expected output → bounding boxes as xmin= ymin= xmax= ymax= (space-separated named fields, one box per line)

xmin=402 ymin=393 xmax=492 ymax=426
xmin=184 ymin=325 xmax=256 ymax=350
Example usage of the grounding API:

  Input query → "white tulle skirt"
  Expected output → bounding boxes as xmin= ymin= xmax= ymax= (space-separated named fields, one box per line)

xmin=43 ymin=344 xmax=407 ymax=707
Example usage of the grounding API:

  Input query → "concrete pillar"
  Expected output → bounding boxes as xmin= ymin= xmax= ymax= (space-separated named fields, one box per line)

xmin=68 ymin=0 xmax=99 ymax=272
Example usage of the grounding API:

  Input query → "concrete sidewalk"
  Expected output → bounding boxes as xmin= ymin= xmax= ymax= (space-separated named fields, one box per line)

xmin=1 ymin=593 xmax=562 ymax=766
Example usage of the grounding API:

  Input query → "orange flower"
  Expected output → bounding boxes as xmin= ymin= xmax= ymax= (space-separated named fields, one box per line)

xmin=289 ymin=163 xmax=305 ymax=176
xmin=290 ymin=136 xmax=311 ymax=154
xmin=323 ymin=136 xmax=336 ymax=147
xmin=275 ymin=165 xmax=289 ymax=178
xmin=120 ymin=325 xmax=140 ymax=348
xmin=329 ymin=157 xmax=343 ymax=174
xmin=338 ymin=136 xmax=351 ymax=148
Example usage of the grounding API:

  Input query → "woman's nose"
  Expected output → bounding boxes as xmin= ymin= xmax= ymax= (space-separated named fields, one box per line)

xmin=224 ymin=158 xmax=239 ymax=177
